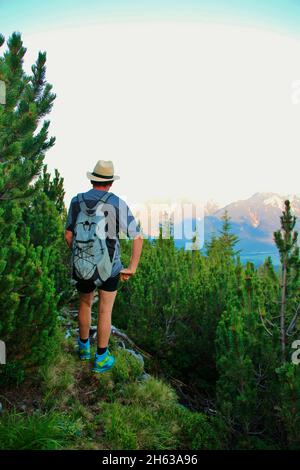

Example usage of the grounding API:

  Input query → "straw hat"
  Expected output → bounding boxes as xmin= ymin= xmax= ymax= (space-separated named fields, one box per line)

xmin=87 ymin=160 xmax=120 ymax=183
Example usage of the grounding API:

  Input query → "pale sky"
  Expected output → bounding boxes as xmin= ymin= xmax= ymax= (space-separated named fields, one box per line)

xmin=2 ymin=2 xmax=300 ymax=209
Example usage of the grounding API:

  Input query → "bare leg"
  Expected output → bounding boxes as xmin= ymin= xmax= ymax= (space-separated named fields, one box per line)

xmin=78 ymin=291 xmax=94 ymax=340
xmin=97 ymin=289 xmax=118 ymax=348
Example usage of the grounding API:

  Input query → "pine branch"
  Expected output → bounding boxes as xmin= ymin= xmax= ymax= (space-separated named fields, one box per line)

xmin=286 ymin=303 xmax=300 ymax=336
xmin=259 ymin=307 xmax=273 ymax=336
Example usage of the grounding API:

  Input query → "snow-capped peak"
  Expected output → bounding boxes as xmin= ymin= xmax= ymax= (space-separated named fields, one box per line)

xmin=263 ymin=195 xmax=284 ymax=209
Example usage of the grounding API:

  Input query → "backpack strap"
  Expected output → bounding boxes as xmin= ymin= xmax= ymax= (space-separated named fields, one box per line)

xmin=77 ymin=192 xmax=112 ymax=215
xmin=98 ymin=192 xmax=112 ymax=206
xmin=77 ymin=193 xmax=87 ymax=212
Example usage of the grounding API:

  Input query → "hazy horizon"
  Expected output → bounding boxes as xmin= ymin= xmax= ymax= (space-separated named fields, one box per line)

xmin=2 ymin=1 xmax=300 ymax=209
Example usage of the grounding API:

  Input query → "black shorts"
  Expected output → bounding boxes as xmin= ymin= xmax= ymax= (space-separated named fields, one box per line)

xmin=75 ymin=273 xmax=120 ymax=294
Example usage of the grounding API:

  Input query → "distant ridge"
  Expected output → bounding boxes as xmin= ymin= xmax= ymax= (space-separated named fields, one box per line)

xmin=175 ymin=192 xmax=300 ymax=266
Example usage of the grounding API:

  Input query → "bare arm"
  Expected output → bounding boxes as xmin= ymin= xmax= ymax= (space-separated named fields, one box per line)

xmin=120 ymin=234 xmax=143 ymax=281
xmin=128 ymin=234 xmax=143 ymax=273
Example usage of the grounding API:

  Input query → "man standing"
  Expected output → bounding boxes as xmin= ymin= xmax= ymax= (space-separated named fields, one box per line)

xmin=64 ymin=160 xmax=143 ymax=373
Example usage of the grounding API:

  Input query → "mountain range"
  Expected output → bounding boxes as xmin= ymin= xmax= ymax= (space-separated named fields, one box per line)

xmin=175 ymin=192 xmax=300 ymax=267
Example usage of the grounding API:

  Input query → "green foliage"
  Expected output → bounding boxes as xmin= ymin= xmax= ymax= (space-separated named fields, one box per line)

xmin=111 ymin=349 xmax=144 ymax=385
xmin=214 ymin=202 xmax=300 ymax=448
xmin=206 ymin=210 xmax=239 ymax=258
xmin=0 ymin=200 xmax=60 ymax=383
xmin=215 ymin=302 xmax=279 ymax=443
xmin=276 ymin=363 xmax=300 ymax=449
xmin=116 ymin=208 xmax=300 ymax=449
xmin=98 ymin=377 xmax=221 ymax=450
xmin=1 ymin=333 xmax=223 ymax=451
xmin=0 ymin=410 xmax=82 ymax=450
xmin=115 ymin=234 xmax=239 ymax=390
xmin=39 ymin=336 xmax=76 ymax=408
xmin=175 ymin=406 xmax=227 ymax=450
xmin=98 ymin=400 xmax=177 ymax=450
xmin=0 ymin=33 xmax=55 ymax=201
xmin=0 ymin=33 xmax=71 ymax=384
xmin=274 ymin=200 xmax=300 ymax=362
xmin=22 ymin=165 xmax=73 ymax=306
xmin=274 ymin=200 xmax=300 ymax=279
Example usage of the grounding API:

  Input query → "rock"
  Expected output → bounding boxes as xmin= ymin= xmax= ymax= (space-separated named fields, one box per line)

xmin=140 ymin=372 xmax=151 ymax=381
xmin=124 ymin=348 xmax=144 ymax=366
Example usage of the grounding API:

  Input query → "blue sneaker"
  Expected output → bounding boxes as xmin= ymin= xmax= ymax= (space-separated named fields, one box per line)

xmin=77 ymin=338 xmax=91 ymax=361
xmin=92 ymin=350 xmax=115 ymax=373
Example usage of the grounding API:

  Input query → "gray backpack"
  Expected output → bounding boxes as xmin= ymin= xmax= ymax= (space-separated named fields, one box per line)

xmin=71 ymin=192 xmax=115 ymax=287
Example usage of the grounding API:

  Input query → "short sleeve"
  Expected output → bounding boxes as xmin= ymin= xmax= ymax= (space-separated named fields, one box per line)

xmin=65 ymin=197 xmax=79 ymax=234
xmin=118 ymin=200 xmax=141 ymax=239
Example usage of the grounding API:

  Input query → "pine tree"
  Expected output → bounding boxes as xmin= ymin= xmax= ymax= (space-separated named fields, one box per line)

xmin=0 ymin=32 xmax=55 ymax=201
xmin=215 ymin=265 xmax=280 ymax=447
xmin=274 ymin=200 xmax=300 ymax=362
xmin=0 ymin=33 xmax=63 ymax=383
xmin=22 ymin=165 xmax=73 ymax=305
xmin=206 ymin=211 xmax=239 ymax=259
xmin=219 ymin=210 xmax=240 ymax=257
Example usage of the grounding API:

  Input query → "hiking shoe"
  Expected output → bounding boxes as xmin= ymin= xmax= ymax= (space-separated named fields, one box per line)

xmin=77 ymin=338 xmax=91 ymax=361
xmin=92 ymin=350 xmax=115 ymax=373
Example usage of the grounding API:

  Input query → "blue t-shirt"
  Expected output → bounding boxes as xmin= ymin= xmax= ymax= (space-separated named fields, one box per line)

xmin=65 ymin=188 xmax=140 ymax=277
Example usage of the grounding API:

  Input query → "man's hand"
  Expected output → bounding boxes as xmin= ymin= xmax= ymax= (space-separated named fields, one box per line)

xmin=120 ymin=267 xmax=136 ymax=282
xmin=120 ymin=235 xmax=143 ymax=282
xmin=64 ymin=230 xmax=73 ymax=249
